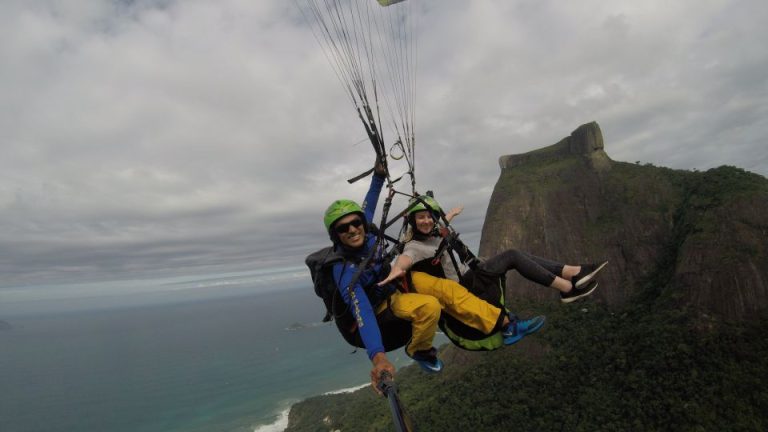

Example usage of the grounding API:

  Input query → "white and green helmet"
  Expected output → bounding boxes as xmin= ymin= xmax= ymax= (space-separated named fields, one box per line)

xmin=407 ymin=195 xmax=441 ymax=216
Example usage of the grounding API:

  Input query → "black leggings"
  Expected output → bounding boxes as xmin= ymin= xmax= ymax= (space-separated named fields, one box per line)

xmin=469 ymin=249 xmax=563 ymax=287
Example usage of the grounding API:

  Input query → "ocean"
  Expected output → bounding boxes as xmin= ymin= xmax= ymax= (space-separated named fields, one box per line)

xmin=0 ymin=269 xmax=412 ymax=432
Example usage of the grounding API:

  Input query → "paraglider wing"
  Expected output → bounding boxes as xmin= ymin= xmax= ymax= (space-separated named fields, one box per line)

xmin=378 ymin=0 xmax=408 ymax=5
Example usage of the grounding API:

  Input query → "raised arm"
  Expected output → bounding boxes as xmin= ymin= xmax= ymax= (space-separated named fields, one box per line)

xmin=444 ymin=205 xmax=463 ymax=223
xmin=361 ymin=161 xmax=387 ymax=223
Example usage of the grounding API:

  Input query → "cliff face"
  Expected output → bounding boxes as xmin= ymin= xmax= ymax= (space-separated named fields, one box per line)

xmin=481 ymin=122 xmax=768 ymax=320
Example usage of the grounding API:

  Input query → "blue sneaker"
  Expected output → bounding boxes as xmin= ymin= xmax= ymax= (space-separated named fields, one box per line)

xmin=502 ymin=315 xmax=546 ymax=345
xmin=407 ymin=347 xmax=443 ymax=373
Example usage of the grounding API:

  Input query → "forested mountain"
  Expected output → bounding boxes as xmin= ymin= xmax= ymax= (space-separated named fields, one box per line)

xmin=286 ymin=122 xmax=768 ymax=431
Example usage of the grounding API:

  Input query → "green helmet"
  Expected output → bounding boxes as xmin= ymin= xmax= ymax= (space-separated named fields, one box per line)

xmin=324 ymin=199 xmax=365 ymax=232
xmin=408 ymin=195 xmax=441 ymax=215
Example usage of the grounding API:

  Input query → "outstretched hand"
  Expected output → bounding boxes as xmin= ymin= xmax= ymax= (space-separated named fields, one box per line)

xmin=377 ymin=266 xmax=405 ymax=286
xmin=445 ymin=205 xmax=464 ymax=223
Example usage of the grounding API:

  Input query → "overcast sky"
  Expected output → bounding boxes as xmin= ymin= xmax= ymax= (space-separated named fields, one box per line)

xmin=1 ymin=0 xmax=766 ymax=290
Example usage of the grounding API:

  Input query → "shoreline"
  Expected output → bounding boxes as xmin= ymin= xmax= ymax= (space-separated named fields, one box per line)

xmin=252 ymin=382 xmax=368 ymax=432
xmin=323 ymin=382 xmax=368 ymax=395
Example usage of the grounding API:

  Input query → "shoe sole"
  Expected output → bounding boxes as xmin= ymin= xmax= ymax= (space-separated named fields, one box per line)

xmin=523 ymin=317 xmax=546 ymax=335
xmin=407 ymin=346 xmax=443 ymax=373
xmin=503 ymin=334 xmax=524 ymax=345
xmin=561 ymin=281 xmax=598 ymax=304
xmin=575 ymin=261 xmax=608 ymax=288
xmin=416 ymin=359 xmax=443 ymax=373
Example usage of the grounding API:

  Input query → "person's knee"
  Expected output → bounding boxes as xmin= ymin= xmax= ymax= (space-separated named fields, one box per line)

xmin=417 ymin=297 xmax=441 ymax=321
xmin=482 ymin=249 xmax=523 ymax=272
xmin=435 ymin=279 xmax=466 ymax=304
xmin=504 ymin=248 xmax=523 ymax=261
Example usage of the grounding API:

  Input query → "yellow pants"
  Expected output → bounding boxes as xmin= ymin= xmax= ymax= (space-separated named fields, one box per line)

xmin=410 ymin=271 xmax=502 ymax=335
xmin=378 ymin=272 xmax=502 ymax=356
xmin=379 ymin=290 xmax=440 ymax=356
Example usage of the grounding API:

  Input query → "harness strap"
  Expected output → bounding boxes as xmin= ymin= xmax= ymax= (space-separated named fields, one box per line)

xmin=428 ymin=227 xmax=463 ymax=278
xmin=340 ymin=185 xmax=398 ymax=312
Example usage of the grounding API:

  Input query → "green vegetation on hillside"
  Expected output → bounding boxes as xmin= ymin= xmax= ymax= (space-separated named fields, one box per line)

xmin=288 ymin=296 xmax=768 ymax=431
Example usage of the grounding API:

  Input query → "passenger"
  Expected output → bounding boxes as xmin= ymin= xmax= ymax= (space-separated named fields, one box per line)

xmin=379 ymin=195 xmax=607 ymax=311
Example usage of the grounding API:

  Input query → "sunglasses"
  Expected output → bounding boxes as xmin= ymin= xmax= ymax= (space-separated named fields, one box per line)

xmin=334 ymin=218 xmax=364 ymax=234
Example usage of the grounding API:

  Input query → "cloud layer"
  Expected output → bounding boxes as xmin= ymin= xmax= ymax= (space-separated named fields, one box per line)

xmin=1 ymin=0 xmax=766 ymax=288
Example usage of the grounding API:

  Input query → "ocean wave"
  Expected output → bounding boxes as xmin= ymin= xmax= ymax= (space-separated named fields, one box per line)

xmin=253 ymin=408 xmax=289 ymax=432
xmin=323 ymin=382 xmax=368 ymax=395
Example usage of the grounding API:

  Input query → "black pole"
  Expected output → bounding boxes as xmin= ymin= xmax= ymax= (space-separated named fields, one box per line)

xmin=377 ymin=371 xmax=414 ymax=432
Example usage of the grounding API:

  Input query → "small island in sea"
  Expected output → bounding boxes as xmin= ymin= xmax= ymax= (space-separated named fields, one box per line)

xmin=285 ymin=322 xmax=305 ymax=331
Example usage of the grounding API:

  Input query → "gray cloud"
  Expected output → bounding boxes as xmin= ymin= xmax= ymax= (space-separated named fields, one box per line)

xmin=1 ymin=0 xmax=766 ymax=290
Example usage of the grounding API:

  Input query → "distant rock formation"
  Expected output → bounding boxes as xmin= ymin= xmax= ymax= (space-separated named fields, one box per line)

xmin=286 ymin=322 xmax=306 ymax=331
xmin=499 ymin=121 xmax=609 ymax=169
xmin=482 ymin=121 xmax=768 ymax=320
xmin=0 ymin=320 xmax=13 ymax=331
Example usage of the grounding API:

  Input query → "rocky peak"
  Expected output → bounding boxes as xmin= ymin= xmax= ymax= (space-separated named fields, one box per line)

xmin=481 ymin=121 xmax=768 ymax=321
xmin=499 ymin=121 xmax=608 ymax=171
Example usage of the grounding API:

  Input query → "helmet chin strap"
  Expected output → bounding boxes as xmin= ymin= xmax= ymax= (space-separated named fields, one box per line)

xmin=412 ymin=224 xmax=438 ymax=241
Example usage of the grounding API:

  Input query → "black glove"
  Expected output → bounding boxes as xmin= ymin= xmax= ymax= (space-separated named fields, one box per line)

xmin=374 ymin=158 xmax=387 ymax=177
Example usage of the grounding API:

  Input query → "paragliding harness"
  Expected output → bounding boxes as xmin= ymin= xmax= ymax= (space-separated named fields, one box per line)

xmin=406 ymin=202 xmax=511 ymax=351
